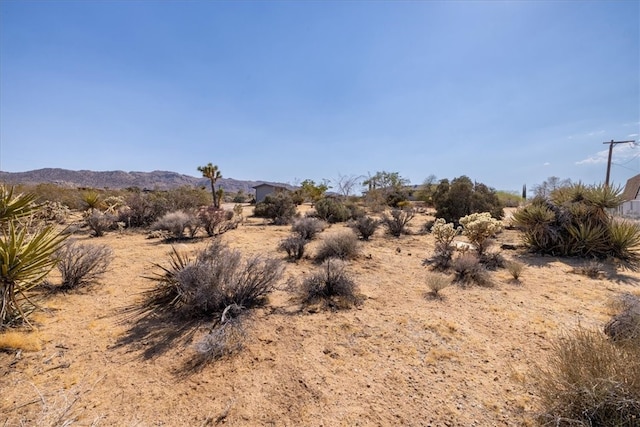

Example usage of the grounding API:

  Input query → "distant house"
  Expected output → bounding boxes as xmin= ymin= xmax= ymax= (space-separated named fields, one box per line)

xmin=619 ymin=174 xmax=640 ymax=218
xmin=253 ymin=183 xmax=290 ymax=204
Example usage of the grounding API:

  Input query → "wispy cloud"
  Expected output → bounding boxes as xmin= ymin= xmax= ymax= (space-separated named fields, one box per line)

xmin=543 ymin=162 xmax=550 ymax=166
xmin=576 ymin=142 xmax=638 ymax=165
xmin=567 ymin=130 xmax=606 ymax=140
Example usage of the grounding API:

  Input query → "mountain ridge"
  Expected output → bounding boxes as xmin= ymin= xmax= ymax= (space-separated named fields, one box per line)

xmin=0 ymin=168 xmax=287 ymax=194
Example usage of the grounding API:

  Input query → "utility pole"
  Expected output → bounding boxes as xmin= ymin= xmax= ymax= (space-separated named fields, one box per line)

xmin=603 ymin=139 xmax=635 ymax=186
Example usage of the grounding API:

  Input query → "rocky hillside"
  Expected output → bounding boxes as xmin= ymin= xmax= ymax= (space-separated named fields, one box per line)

xmin=0 ymin=168 xmax=280 ymax=193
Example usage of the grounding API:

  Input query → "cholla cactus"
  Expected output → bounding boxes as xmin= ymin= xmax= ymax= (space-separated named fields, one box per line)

xmin=431 ymin=218 xmax=460 ymax=246
xmin=459 ymin=212 xmax=501 ymax=255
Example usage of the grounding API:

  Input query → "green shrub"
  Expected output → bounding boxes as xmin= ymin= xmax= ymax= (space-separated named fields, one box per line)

xmin=1 ymin=185 xmax=67 ymax=327
xmin=381 ymin=208 xmax=415 ymax=237
xmin=349 ymin=216 xmax=380 ymax=241
xmin=299 ymin=259 xmax=360 ymax=309
xmin=253 ymin=192 xmax=297 ymax=225
xmin=513 ymin=184 xmax=640 ymax=265
xmin=315 ymin=231 xmax=360 ymax=262
xmin=432 ymin=176 xmax=504 ymax=225
xmin=314 ymin=197 xmax=351 ymax=223
xmin=55 ymin=241 xmax=113 ymax=289
xmin=533 ymin=328 xmax=640 ymax=426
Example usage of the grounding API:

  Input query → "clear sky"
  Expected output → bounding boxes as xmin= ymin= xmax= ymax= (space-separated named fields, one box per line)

xmin=1 ymin=0 xmax=638 ymax=192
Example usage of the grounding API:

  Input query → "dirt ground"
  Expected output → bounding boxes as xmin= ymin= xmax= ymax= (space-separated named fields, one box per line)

xmin=1 ymin=205 xmax=639 ymax=426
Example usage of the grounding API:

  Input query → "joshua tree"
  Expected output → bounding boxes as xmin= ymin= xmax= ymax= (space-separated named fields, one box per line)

xmin=198 ymin=163 xmax=223 ymax=208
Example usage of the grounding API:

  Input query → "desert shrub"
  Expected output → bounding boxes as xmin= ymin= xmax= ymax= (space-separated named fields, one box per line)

xmin=425 ymin=273 xmax=450 ymax=298
xmin=152 ymin=210 xmax=200 ymax=239
xmin=1 ymin=186 xmax=67 ymax=327
xmin=451 ymin=253 xmax=492 ymax=287
xmin=533 ymin=328 xmax=640 ymax=426
xmin=604 ymin=293 xmax=640 ymax=344
xmin=145 ymin=240 xmax=284 ymax=319
xmin=84 ymin=210 xmax=116 ymax=237
xmin=420 ymin=219 xmax=435 ymax=235
xmin=291 ymin=217 xmax=325 ymax=240
xmin=345 ymin=202 xmax=366 ymax=220
xmin=253 ymin=192 xmax=297 ymax=225
xmin=505 ymin=260 xmax=525 ymax=281
xmin=459 ymin=212 xmax=502 ymax=255
xmin=55 ymin=241 xmax=113 ymax=289
xmin=513 ymin=184 xmax=640 ymax=266
xmin=427 ymin=218 xmax=460 ymax=270
xmin=163 ymin=186 xmax=211 ymax=211
xmin=571 ymin=260 xmax=605 ymax=279
xmin=119 ymin=190 xmax=170 ymax=228
xmin=479 ymin=251 xmax=505 ymax=270
xmin=278 ymin=236 xmax=307 ymax=261
xmin=315 ymin=231 xmax=360 ymax=262
xmin=299 ymin=259 xmax=360 ymax=309
xmin=432 ymin=176 xmax=504 ymax=225
xmin=194 ymin=314 xmax=246 ymax=362
xmin=198 ymin=206 xmax=237 ymax=237
xmin=314 ymin=197 xmax=351 ymax=223
xmin=349 ymin=216 xmax=379 ymax=241
xmin=381 ymin=208 xmax=415 ymax=237
xmin=496 ymin=190 xmax=523 ymax=208
xmin=35 ymin=201 xmax=71 ymax=224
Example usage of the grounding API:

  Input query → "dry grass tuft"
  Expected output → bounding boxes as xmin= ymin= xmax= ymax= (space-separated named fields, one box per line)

xmin=0 ymin=330 xmax=42 ymax=351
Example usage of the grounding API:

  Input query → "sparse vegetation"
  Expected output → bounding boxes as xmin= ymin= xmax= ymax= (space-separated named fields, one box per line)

xmin=604 ymin=293 xmax=640 ymax=344
xmin=425 ymin=273 xmax=450 ymax=298
xmin=198 ymin=206 xmax=237 ymax=237
xmin=55 ymin=240 xmax=113 ymax=290
xmin=291 ymin=217 xmax=325 ymax=240
xmin=151 ymin=210 xmax=200 ymax=239
xmin=349 ymin=216 xmax=380 ymax=241
xmin=459 ymin=212 xmax=502 ymax=256
xmin=299 ymin=259 xmax=360 ymax=309
xmin=381 ymin=208 xmax=414 ymax=237
xmin=533 ymin=328 xmax=640 ymax=426
xmin=427 ymin=218 xmax=460 ymax=271
xmin=253 ymin=192 xmax=297 ymax=225
xmin=315 ymin=231 xmax=360 ymax=262
xmin=505 ymin=260 xmax=525 ymax=281
xmin=451 ymin=253 xmax=492 ymax=287
xmin=84 ymin=210 xmax=116 ymax=237
xmin=278 ymin=235 xmax=307 ymax=261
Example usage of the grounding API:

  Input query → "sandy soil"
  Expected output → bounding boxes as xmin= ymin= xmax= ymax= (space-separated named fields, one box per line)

xmin=1 ymin=205 xmax=639 ymax=426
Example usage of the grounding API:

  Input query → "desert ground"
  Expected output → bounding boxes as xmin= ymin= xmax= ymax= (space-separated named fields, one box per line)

xmin=1 ymin=204 xmax=639 ymax=426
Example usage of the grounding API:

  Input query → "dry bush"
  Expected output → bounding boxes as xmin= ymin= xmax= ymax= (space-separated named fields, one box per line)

xmin=505 ymin=260 xmax=525 ymax=281
xmin=315 ymin=231 xmax=360 ymax=262
xmin=571 ymin=260 xmax=605 ymax=279
xmin=299 ymin=259 xmax=360 ymax=309
xmin=533 ymin=328 xmax=640 ymax=426
xmin=278 ymin=235 xmax=307 ymax=261
xmin=604 ymin=293 xmax=640 ymax=344
xmin=452 ymin=253 xmax=492 ymax=287
xmin=152 ymin=210 xmax=200 ymax=239
xmin=198 ymin=206 xmax=236 ymax=237
xmin=479 ymin=250 xmax=505 ymax=270
xmin=381 ymin=208 xmax=415 ymax=237
xmin=291 ymin=217 xmax=326 ymax=240
xmin=425 ymin=273 xmax=450 ymax=298
xmin=145 ymin=240 xmax=284 ymax=319
xmin=349 ymin=216 xmax=380 ymax=241
xmin=84 ymin=210 xmax=116 ymax=237
xmin=55 ymin=241 xmax=113 ymax=290
xmin=194 ymin=314 xmax=246 ymax=363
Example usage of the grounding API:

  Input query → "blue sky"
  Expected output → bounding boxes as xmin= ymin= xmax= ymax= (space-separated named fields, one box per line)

xmin=1 ymin=0 xmax=638 ymax=192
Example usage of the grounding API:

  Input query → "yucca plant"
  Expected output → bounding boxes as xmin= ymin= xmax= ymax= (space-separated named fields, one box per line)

xmin=1 ymin=186 xmax=67 ymax=327
xmin=608 ymin=220 xmax=640 ymax=267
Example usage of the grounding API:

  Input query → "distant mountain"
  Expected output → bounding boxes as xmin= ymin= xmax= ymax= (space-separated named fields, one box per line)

xmin=0 ymin=168 xmax=284 ymax=194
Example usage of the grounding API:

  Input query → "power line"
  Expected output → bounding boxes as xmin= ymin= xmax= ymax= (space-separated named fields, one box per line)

xmin=603 ymin=139 xmax=636 ymax=186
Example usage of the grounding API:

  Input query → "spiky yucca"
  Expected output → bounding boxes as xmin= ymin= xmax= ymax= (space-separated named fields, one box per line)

xmin=1 ymin=186 xmax=67 ymax=327
xmin=513 ymin=184 xmax=640 ymax=266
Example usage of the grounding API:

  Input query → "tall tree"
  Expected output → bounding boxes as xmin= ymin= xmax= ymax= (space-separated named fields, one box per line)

xmin=197 ymin=163 xmax=222 ymax=208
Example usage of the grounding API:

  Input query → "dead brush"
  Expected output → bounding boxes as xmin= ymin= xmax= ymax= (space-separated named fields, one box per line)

xmin=604 ymin=293 xmax=640 ymax=345
xmin=425 ymin=273 xmax=450 ymax=298
xmin=532 ymin=327 xmax=640 ymax=426
xmin=571 ymin=260 xmax=605 ymax=279
xmin=55 ymin=240 xmax=113 ymax=290
xmin=299 ymin=259 xmax=361 ymax=309
xmin=505 ymin=260 xmax=525 ymax=281
xmin=314 ymin=231 xmax=360 ymax=262
xmin=451 ymin=253 xmax=493 ymax=287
